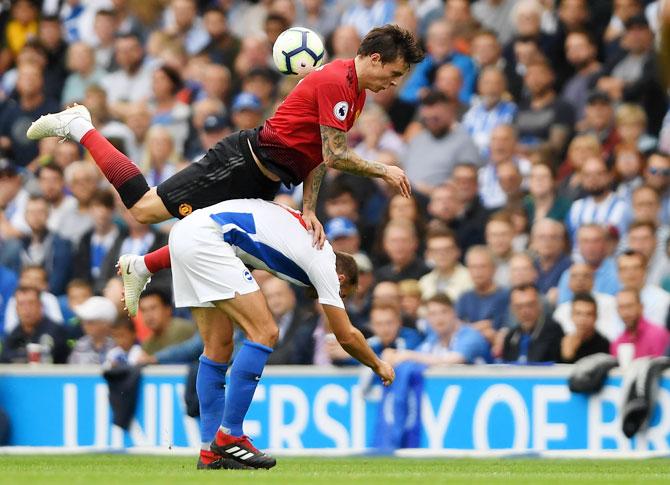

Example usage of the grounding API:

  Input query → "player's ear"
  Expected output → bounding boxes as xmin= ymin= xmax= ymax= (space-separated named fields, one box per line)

xmin=370 ymin=52 xmax=382 ymax=65
xmin=338 ymin=274 xmax=346 ymax=284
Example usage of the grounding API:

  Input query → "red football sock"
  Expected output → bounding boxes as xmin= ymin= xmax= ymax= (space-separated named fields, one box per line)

xmin=144 ymin=245 xmax=172 ymax=273
xmin=80 ymin=129 xmax=149 ymax=209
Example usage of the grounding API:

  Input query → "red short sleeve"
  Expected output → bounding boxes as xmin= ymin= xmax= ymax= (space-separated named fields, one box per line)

xmin=316 ymin=82 xmax=352 ymax=131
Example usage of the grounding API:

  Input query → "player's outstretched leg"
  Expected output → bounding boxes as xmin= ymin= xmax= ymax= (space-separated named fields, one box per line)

xmin=211 ymin=340 xmax=276 ymax=469
xmin=27 ymin=105 xmax=150 ymax=211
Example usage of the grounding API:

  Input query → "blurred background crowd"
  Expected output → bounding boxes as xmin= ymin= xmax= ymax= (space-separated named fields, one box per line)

xmin=1 ymin=0 xmax=670 ymax=370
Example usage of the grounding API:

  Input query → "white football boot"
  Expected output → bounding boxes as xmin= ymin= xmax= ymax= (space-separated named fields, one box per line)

xmin=118 ymin=254 xmax=151 ymax=317
xmin=26 ymin=104 xmax=91 ymax=141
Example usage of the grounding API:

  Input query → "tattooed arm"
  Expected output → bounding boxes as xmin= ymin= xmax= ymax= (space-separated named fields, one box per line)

xmin=320 ymin=125 xmax=411 ymax=196
xmin=301 ymin=163 xmax=327 ymax=248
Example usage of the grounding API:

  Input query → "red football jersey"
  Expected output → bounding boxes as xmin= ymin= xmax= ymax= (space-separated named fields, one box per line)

xmin=258 ymin=58 xmax=366 ymax=184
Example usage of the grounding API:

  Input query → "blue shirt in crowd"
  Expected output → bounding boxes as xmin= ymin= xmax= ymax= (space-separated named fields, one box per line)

xmin=556 ymin=258 xmax=621 ymax=304
xmin=418 ymin=324 xmax=492 ymax=364
xmin=456 ymin=288 xmax=510 ymax=330
xmin=535 ymin=254 xmax=572 ymax=295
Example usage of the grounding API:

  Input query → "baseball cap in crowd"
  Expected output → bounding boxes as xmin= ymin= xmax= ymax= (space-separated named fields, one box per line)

xmin=0 ymin=158 xmax=18 ymax=177
xmin=203 ymin=114 xmax=230 ymax=132
xmin=352 ymin=253 xmax=373 ymax=274
xmin=75 ymin=296 xmax=118 ymax=322
xmin=586 ymin=90 xmax=611 ymax=105
xmin=624 ymin=14 xmax=650 ymax=30
xmin=325 ymin=217 xmax=359 ymax=240
xmin=232 ymin=92 xmax=263 ymax=113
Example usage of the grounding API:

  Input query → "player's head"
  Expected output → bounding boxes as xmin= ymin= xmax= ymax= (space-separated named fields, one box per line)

xmin=356 ymin=24 xmax=424 ymax=92
xmin=335 ymin=251 xmax=359 ymax=298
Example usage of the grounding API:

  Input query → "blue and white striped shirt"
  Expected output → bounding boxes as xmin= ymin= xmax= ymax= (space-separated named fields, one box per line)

xmin=462 ymin=100 xmax=517 ymax=158
xmin=566 ymin=192 xmax=629 ymax=243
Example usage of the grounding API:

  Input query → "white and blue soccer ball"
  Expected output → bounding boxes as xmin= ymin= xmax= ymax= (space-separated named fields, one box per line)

xmin=272 ymin=27 xmax=325 ymax=76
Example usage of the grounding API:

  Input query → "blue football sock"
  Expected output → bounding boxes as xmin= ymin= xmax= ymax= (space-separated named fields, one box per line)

xmin=196 ymin=355 xmax=228 ymax=447
xmin=221 ymin=340 xmax=272 ymax=437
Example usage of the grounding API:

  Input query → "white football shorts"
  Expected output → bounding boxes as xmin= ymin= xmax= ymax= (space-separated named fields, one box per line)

xmin=168 ymin=211 xmax=260 ymax=308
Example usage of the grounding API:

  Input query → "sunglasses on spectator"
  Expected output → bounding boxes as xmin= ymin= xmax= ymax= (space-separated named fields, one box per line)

xmin=648 ymin=167 xmax=670 ymax=176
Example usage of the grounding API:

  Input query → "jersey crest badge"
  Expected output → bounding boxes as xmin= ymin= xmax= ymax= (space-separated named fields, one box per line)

xmin=179 ymin=203 xmax=193 ymax=217
xmin=333 ymin=101 xmax=349 ymax=121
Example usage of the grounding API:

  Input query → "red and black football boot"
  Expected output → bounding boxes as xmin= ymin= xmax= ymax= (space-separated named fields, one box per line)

xmin=196 ymin=448 xmax=251 ymax=470
xmin=210 ymin=429 xmax=277 ymax=469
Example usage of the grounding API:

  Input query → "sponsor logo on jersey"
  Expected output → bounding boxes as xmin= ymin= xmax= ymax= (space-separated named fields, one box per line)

xmin=243 ymin=270 xmax=253 ymax=281
xmin=178 ymin=203 xmax=192 ymax=217
xmin=333 ymin=101 xmax=349 ymax=121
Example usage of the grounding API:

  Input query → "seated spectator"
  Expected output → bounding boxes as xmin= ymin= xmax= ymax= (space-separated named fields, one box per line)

xmin=353 ymin=104 xmax=406 ymax=161
xmin=0 ymin=159 xmax=30 ymax=240
xmin=515 ymin=57 xmax=574 ymax=157
xmin=502 ymin=284 xmax=564 ymax=363
xmin=611 ymin=288 xmax=670 ymax=358
xmin=597 ymin=15 xmax=667 ymax=135
xmin=398 ymin=20 xmax=476 ymax=105
xmin=4 ymin=265 xmax=64 ymax=334
xmin=58 ymin=279 xmax=93 ymax=329
xmin=612 ymin=144 xmax=644 ymax=203
xmin=560 ymin=30 xmax=602 ymax=121
xmin=624 ymin=216 xmax=670 ymax=287
xmin=139 ymin=288 xmax=196 ymax=355
xmin=149 ymin=65 xmax=190 ymax=152
xmin=72 ymin=190 xmax=124 ymax=294
xmin=262 ymin=277 xmax=317 ymax=365
xmin=556 ymin=134 xmax=601 ymax=202
xmin=478 ymin=125 xmax=530 ymax=210
xmin=371 ymin=281 xmax=417 ymax=329
xmin=325 ymin=217 xmax=362 ymax=256
xmin=37 ymin=162 xmax=78 ymax=236
xmin=485 ymin=211 xmax=515 ymax=287
xmin=615 ymin=103 xmax=657 ymax=155
xmin=0 ymin=286 xmax=69 ymax=364
xmin=616 ymin=250 xmax=670 ymax=328
xmin=523 ymin=163 xmax=572 ymax=226
xmin=560 ymin=292 xmax=611 ymax=363
xmin=463 ymin=67 xmax=517 ymax=158
xmin=530 ymin=219 xmax=571 ymax=303
xmin=398 ymin=279 xmax=423 ymax=327
xmin=68 ymin=296 xmax=117 ymax=365
xmin=557 ymin=224 xmax=621 ymax=303
xmin=447 ymin=164 xmax=491 ymax=249
xmin=456 ymin=245 xmax=510 ymax=341
xmin=419 ymin=225 xmax=473 ymax=301
xmin=577 ymin=91 xmax=620 ymax=160
xmin=642 ymin=152 xmax=670 ymax=225
xmin=403 ymin=91 xmax=480 ymax=196
xmin=19 ymin=195 xmax=73 ymax=296
xmin=61 ymin=41 xmax=105 ymax=105
xmin=553 ymin=263 xmax=623 ymax=342
xmin=105 ymin=318 xmax=144 ymax=368
xmin=140 ymin=126 xmax=180 ymax=186
xmin=375 ymin=219 xmax=430 ymax=283
xmin=328 ymin=302 xmax=423 ymax=365
xmin=565 ymin=157 xmax=628 ymax=242
xmin=345 ymin=253 xmax=375 ymax=333
xmin=382 ymin=294 xmax=491 ymax=366
xmin=59 ymin=161 xmax=98 ymax=246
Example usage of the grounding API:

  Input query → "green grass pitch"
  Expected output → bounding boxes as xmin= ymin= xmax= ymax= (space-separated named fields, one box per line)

xmin=1 ymin=455 xmax=669 ymax=485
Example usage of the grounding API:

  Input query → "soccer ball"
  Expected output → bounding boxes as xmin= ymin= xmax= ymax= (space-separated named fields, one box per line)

xmin=272 ymin=27 xmax=325 ymax=76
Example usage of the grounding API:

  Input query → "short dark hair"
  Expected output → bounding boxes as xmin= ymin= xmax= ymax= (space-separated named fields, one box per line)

xmin=510 ymin=283 xmax=539 ymax=297
xmin=618 ymin=249 xmax=647 ymax=266
xmin=112 ymin=317 xmax=136 ymax=333
xmin=37 ymin=161 xmax=64 ymax=178
xmin=15 ymin=286 xmax=40 ymax=300
xmin=325 ymin=180 xmax=357 ymax=202
xmin=425 ymin=293 xmax=454 ymax=308
xmin=628 ymin=219 xmax=657 ymax=234
xmin=426 ymin=224 xmax=457 ymax=243
xmin=357 ymin=24 xmax=424 ymax=66
xmin=566 ymin=29 xmax=598 ymax=48
xmin=572 ymin=292 xmax=597 ymax=311
xmin=421 ymin=90 xmax=451 ymax=107
xmin=139 ymin=287 xmax=172 ymax=307
xmin=335 ymin=251 xmax=358 ymax=290
xmin=89 ymin=189 xmax=116 ymax=210
xmin=156 ymin=64 xmax=184 ymax=94
xmin=66 ymin=278 xmax=93 ymax=294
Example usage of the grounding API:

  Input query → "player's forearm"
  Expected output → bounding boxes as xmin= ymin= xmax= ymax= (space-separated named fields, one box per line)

xmin=336 ymin=327 xmax=382 ymax=371
xmin=320 ymin=125 xmax=387 ymax=178
xmin=302 ymin=163 xmax=326 ymax=213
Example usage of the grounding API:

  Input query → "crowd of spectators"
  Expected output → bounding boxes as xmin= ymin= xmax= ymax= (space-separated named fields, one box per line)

xmin=2 ymin=0 xmax=670 ymax=369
